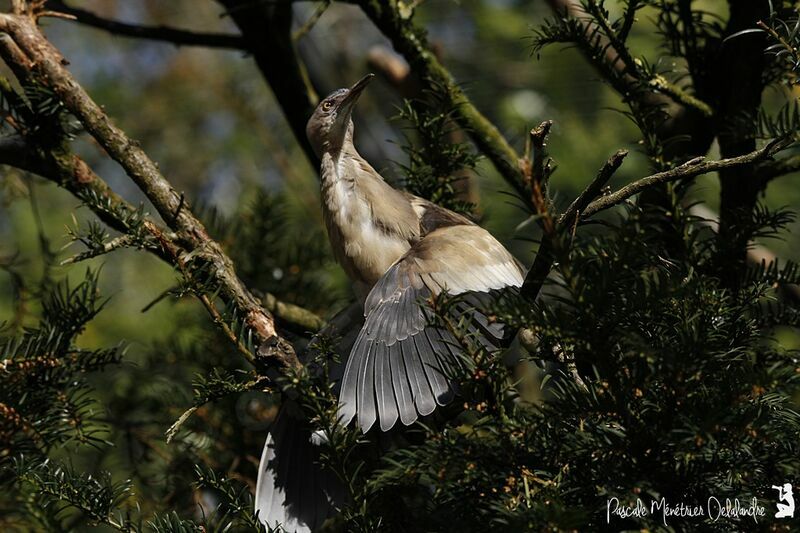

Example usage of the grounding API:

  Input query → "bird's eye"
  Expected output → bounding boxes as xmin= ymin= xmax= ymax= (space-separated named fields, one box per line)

xmin=322 ymin=101 xmax=332 ymax=112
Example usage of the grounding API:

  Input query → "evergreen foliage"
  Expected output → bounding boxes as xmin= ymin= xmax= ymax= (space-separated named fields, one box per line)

xmin=395 ymin=94 xmax=480 ymax=215
xmin=277 ymin=196 xmax=800 ymax=531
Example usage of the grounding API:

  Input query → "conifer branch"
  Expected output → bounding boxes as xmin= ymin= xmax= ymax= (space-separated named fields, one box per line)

xmin=0 ymin=131 xmax=321 ymax=361
xmin=0 ymin=9 xmax=300 ymax=370
xmin=520 ymin=131 xmax=792 ymax=300
xmin=354 ymin=0 xmax=527 ymax=198
xmin=757 ymin=153 xmax=800 ymax=184
xmin=543 ymin=0 xmax=713 ymax=118
xmin=46 ymin=1 xmax=247 ymax=50
xmin=582 ymin=139 xmax=793 ymax=218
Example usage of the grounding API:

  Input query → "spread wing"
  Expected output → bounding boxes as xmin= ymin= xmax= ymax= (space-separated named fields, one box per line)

xmin=338 ymin=224 xmax=524 ymax=433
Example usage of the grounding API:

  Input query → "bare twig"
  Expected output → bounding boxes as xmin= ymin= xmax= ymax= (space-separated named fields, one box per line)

xmin=519 ymin=143 xmax=627 ymax=301
xmin=560 ymin=149 xmax=628 ymax=226
xmin=528 ymin=121 xmax=555 ymax=233
xmin=582 ymin=139 xmax=792 ymax=218
xmin=60 ymin=233 xmax=136 ymax=265
xmin=530 ymin=121 xmax=553 ymax=190
xmin=165 ymin=406 xmax=198 ymax=444
xmin=520 ymin=122 xmax=558 ymax=301
xmin=517 ymin=138 xmax=791 ymax=300
xmin=292 ymin=0 xmax=330 ymax=42
xmin=47 ymin=1 xmax=247 ymax=50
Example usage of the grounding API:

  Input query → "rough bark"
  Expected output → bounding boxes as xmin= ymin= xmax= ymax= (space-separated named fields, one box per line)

xmin=0 ymin=10 xmax=300 ymax=370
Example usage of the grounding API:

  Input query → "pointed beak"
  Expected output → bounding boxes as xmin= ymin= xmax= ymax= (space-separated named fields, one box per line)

xmin=339 ymin=73 xmax=374 ymax=112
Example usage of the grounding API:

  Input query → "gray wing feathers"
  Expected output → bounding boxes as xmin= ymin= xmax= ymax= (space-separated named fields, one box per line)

xmin=375 ymin=343 xmax=399 ymax=431
xmin=339 ymin=261 xmax=458 ymax=432
xmin=255 ymin=405 xmax=344 ymax=532
xmin=357 ymin=338 xmax=377 ymax=432
xmin=338 ymin=339 xmax=362 ymax=426
xmin=408 ymin=334 xmax=437 ymax=416
xmin=339 ymin=224 xmax=523 ymax=433
xmin=391 ymin=341 xmax=416 ymax=426
xmin=419 ymin=329 xmax=453 ymax=403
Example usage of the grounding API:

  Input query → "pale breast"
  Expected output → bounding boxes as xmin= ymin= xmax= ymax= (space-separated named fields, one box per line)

xmin=321 ymin=155 xmax=413 ymax=285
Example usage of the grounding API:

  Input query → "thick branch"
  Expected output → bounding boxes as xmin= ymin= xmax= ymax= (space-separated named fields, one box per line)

xmin=713 ymin=1 xmax=771 ymax=267
xmin=217 ymin=0 xmax=319 ymax=165
xmin=263 ymin=294 xmax=325 ymax=333
xmin=0 ymin=134 xmax=39 ymax=173
xmin=0 ymin=14 xmax=200 ymax=233
xmin=518 ymin=122 xmax=557 ymax=300
xmin=0 ymin=11 xmax=299 ymax=369
xmin=582 ymin=140 xmax=791 ymax=219
xmin=355 ymin=0 xmax=526 ymax=198
xmin=47 ymin=1 xmax=247 ymax=50
xmin=0 ymin=132 xmax=325 ymax=355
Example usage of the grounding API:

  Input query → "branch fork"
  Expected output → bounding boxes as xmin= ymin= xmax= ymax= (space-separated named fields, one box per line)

xmin=0 ymin=7 xmax=300 ymax=372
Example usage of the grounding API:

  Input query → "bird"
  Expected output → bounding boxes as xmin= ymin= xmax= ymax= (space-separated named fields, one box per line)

xmin=255 ymin=73 xmax=524 ymax=531
xmin=307 ymin=73 xmax=524 ymax=432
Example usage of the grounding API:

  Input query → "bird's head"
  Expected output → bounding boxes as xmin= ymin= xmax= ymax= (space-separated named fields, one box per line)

xmin=306 ymin=73 xmax=374 ymax=157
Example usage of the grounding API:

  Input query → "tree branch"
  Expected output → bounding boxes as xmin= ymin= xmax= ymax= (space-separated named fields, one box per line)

xmin=519 ymin=133 xmax=792 ymax=300
xmin=0 ymin=134 xmax=40 ymax=173
xmin=757 ymin=153 xmax=800 ymax=184
xmin=582 ymin=139 xmax=792 ymax=219
xmin=47 ymin=1 xmax=247 ymax=50
xmin=354 ymin=0 xmax=526 ymax=198
xmin=520 ymin=144 xmax=628 ymax=300
xmin=543 ymin=0 xmax=715 ymax=161
xmin=0 ymin=10 xmax=299 ymax=370
xmin=0 ymin=130 xmax=325 ymax=358
xmin=561 ymin=149 xmax=628 ymax=225
xmin=0 ymin=132 xmax=163 ymax=245
xmin=292 ymin=0 xmax=331 ymax=42
xmin=263 ymin=293 xmax=325 ymax=333
xmin=217 ymin=0 xmax=319 ymax=165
